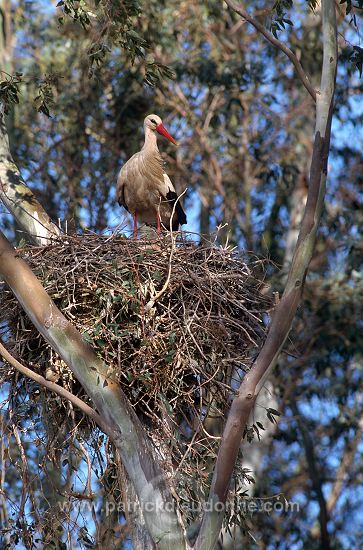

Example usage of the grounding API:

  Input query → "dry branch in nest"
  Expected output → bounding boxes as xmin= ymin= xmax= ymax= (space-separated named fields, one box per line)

xmin=0 ymin=231 xmax=271 ymax=526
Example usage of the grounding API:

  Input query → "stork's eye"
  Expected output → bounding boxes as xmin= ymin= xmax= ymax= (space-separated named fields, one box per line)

xmin=150 ymin=118 xmax=157 ymax=124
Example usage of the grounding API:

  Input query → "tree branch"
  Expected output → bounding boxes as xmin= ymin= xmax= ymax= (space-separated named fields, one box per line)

xmin=326 ymin=418 xmax=363 ymax=515
xmin=0 ymin=339 xmax=110 ymax=435
xmin=292 ymin=403 xmax=331 ymax=549
xmin=195 ymin=1 xmax=337 ymax=548
xmin=224 ymin=0 xmax=317 ymax=102
xmin=0 ymin=230 xmax=187 ymax=550
xmin=0 ymin=113 xmax=61 ymax=245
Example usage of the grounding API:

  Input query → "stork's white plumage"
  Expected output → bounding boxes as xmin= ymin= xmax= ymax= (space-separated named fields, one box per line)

xmin=117 ymin=114 xmax=187 ymax=237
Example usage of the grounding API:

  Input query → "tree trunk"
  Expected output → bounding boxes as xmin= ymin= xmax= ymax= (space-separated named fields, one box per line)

xmin=0 ymin=113 xmax=61 ymax=244
xmin=195 ymin=1 xmax=337 ymax=547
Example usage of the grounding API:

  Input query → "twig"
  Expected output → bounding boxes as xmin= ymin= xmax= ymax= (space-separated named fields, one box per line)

xmin=292 ymin=402 xmax=331 ymax=548
xmin=224 ymin=0 xmax=317 ymax=102
xmin=0 ymin=413 xmax=10 ymax=544
xmin=78 ymin=441 xmax=99 ymax=537
xmin=145 ymin=188 xmax=188 ymax=312
xmin=0 ymin=339 xmax=110 ymax=436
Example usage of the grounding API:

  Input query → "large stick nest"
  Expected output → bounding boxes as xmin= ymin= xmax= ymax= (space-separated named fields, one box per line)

xmin=1 ymin=232 xmax=271 ymax=524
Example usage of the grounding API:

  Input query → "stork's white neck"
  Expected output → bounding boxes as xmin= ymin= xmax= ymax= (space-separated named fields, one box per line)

xmin=143 ymin=126 xmax=159 ymax=152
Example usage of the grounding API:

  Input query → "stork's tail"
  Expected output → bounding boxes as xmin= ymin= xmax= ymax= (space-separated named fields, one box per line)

xmin=166 ymin=190 xmax=187 ymax=229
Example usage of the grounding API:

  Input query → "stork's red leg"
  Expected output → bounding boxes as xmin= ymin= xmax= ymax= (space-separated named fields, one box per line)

xmin=133 ymin=212 xmax=138 ymax=239
xmin=156 ymin=211 xmax=161 ymax=235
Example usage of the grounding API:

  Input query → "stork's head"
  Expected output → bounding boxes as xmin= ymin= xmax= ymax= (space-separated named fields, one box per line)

xmin=144 ymin=114 xmax=177 ymax=145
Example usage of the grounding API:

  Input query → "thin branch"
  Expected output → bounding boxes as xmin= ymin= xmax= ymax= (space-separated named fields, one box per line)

xmin=309 ymin=406 xmax=363 ymax=540
xmin=224 ymin=0 xmax=317 ymax=102
xmin=11 ymin=423 xmax=33 ymax=519
xmin=0 ymin=412 xmax=10 ymax=545
xmin=0 ymin=339 xmax=110 ymax=435
xmin=8 ymin=397 xmax=42 ymax=529
xmin=326 ymin=419 xmax=363 ymax=515
xmin=292 ymin=403 xmax=331 ymax=549
xmin=145 ymin=188 xmax=188 ymax=312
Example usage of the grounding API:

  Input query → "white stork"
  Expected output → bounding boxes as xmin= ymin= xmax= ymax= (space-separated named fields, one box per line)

xmin=117 ymin=114 xmax=187 ymax=237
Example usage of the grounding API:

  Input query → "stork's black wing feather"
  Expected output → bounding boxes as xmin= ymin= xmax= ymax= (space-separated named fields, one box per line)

xmin=166 ymin=189 xmax=187 ymax=229
xmin=118 ymin=185 xmax=129 ymax=212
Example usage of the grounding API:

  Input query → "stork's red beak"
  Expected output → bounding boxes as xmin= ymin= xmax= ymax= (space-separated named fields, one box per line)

xmin=156 ymin=123 xmax=177 ymax=145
